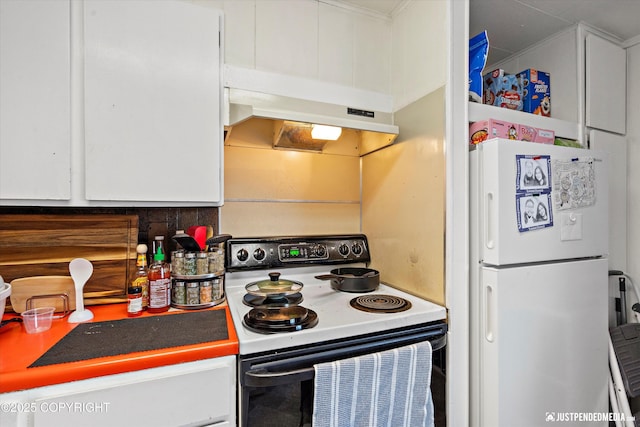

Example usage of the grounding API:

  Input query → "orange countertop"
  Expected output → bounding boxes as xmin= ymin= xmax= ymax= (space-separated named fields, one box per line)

xmin=0 ymin=304 xmax=238 ymax=393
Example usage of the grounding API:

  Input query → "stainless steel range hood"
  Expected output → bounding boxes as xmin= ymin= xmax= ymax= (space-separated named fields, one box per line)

xmin=223 ymin=66 xmax=399 ymax=154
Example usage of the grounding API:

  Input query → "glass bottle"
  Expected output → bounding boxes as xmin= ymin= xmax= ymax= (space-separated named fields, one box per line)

xmin=131 ymin=243 xmax=149 ymax=310
xmin=148 ymin=236 xmax=171 ymax=313
xmin=127 ymin=286 xmax=143 ymax=317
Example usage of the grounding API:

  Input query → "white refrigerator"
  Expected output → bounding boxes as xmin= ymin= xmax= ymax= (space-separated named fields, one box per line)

xmin=470 ymin=138 xmax=609 ymax=427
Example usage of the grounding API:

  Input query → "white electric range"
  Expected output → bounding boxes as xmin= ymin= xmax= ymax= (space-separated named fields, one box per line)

xmin=225 ymin=234 xmax=446 ymax=355
xmin=224 ymin=234 xmax=447 ymax=427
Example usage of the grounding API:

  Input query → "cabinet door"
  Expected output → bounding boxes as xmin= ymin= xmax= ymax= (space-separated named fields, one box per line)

xmin=255 ymin=0 xmax=318 ymax=78
xmin=0 ymin=0 xmax=71 ymax=201
xmin=31 ymin=357 xmax=236 ymax=427
xmin=586 ymin=34 xmax=626 ymax=134
xmin=84 ymin=0 xmax=223 ymax=204
xmin=589 ymin=129 xmax=627 ymax=272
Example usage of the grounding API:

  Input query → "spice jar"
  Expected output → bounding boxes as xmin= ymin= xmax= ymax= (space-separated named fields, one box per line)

xmin=172 ymin=280 xmax=186 ymax=305
xmin=200 ymin=281 xmax=213 ymax=303
xmin=184 ymin=252 xmax=197 ymax=275
xmin=207 ymin=251 xmax=224 ymax=275
xmin=186 ymin=282 xmax=200 ymax=305
xmin=171 ymin=251 xmax=185 ymax=275
xmin=127 ymin=286 xmax=143 ymax=317
xmin=196 ymin=252 xmax=208 ymax=275
xmin=211 ymin=276 xmax=224 ymax=300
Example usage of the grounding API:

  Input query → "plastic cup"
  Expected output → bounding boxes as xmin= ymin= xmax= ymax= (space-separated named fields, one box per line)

xmin=22 ymin=307 xmax=55 ymax=334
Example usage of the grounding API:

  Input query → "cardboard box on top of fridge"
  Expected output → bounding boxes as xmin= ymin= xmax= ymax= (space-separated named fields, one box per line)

xmin=483 ymin=69 xmax=523 ymax=111
xmin=469 ymin=119 xmax=518 ymax=145
xmin=516 ymin=68 xmax=551 ymax=116
xmin=469 ymin=119 xmax=555 ymax=145
xmin=518 ymin=124 xmax=555 ymax=144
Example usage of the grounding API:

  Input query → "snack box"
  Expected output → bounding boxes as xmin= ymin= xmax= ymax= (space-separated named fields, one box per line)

xmin=518 ymin=124 xmax=555 ymax=144
xmin=483 ymin=69 xmax=523 ymax=111
xmin=517 ymin=69 xmax=551 ymax=116
xmin=469 ymin=119 xmax=518 ymax=145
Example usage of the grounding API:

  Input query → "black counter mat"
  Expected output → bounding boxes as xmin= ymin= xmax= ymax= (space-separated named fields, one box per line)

xmin=29 ymin=310 xmax=228 ymax=368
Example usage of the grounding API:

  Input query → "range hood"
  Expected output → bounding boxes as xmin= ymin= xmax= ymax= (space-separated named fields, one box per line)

xmin=223 ymin=66 xmax=399 ymax=154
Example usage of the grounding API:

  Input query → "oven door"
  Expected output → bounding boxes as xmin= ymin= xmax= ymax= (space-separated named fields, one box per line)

xmin=238 ymin=322 xmax=447 ymax=427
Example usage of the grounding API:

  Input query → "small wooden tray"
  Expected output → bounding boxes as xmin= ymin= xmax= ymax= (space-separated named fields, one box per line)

xmin=10 ymin=276 xmax=76 ymax=314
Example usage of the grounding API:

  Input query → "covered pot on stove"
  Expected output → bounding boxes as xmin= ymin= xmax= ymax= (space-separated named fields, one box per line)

xmin=245 ymin=272 xmax=303 ymax=297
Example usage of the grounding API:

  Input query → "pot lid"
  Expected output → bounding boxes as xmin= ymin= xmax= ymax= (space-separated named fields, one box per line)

xmin=245 ymin=272 xmax=303 ymax=297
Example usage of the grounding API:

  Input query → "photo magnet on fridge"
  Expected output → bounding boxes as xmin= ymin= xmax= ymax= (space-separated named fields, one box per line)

xmin=516 ymin=154 xmax=551 ymax=193
xmin=516 ymin=193 xmax=554 ymax=232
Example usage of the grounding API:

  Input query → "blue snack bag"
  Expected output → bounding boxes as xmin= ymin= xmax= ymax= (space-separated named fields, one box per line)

xmin=469 ymin=31 xmax=489 ymax=103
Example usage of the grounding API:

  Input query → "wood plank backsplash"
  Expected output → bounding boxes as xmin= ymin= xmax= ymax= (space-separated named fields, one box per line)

xmin=0 ymin=207 xmax=219 ymax=310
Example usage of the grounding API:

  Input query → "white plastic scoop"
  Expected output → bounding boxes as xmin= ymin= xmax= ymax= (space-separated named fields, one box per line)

xmin=68 ymin=258 xmax=94 ymax=323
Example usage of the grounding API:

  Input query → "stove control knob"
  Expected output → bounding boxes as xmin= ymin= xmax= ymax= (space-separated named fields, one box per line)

xmin=253 ymin=248 xmax=266 ymax=261
xmin=315 ymin=245 xmax=326 ymax=257
xmin=352 ymin=243 xmax=363 ymax=255
xmin=338 ymin=244 xmax=350 ymax=256
xmin=237 ymin=248 xmax=249 ymax=262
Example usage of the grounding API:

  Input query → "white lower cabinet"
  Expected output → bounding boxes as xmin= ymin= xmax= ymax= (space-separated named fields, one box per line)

xmin=0 ymin=356 xmax=236 ymax=427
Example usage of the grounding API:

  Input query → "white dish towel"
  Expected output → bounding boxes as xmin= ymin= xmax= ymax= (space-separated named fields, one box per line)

xmin=312 ymin=340 xmax=434 ymax=427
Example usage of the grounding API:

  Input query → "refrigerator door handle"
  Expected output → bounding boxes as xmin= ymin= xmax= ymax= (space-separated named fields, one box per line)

xmin=485 ymin=192 xmax=494 ymax=249
xmin=485 ymin=283 xmax=495 ymax=342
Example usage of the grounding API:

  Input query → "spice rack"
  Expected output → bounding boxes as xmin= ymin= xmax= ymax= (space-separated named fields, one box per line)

xmin=169 ymin=233 xmax=230 ymax=310
xmin=170 ymin=272 xmax=225 ymax=310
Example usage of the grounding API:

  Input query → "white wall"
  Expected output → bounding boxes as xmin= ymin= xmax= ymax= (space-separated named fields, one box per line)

xmin=391 ymin=0 xmax=447 ymax=110
xmin=626 ymin=42 xmax=640 ymax=285
xmin=488 ymin=26 xmax=580 ymax=124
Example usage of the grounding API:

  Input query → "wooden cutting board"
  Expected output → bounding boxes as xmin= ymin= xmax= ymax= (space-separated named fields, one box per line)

xmin=0 ymin=214 xmax=138 ymax=311
xmin=10 ymin=276 xmax=76 ymax=314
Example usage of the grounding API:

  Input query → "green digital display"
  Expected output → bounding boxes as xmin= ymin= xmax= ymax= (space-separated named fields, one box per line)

xmin=290 ymin=248 xmax=300 ymax=256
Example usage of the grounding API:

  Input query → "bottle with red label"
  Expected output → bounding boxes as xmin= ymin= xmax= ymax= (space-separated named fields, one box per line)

xmin=148 ymin=236 xmax=170 ymax=313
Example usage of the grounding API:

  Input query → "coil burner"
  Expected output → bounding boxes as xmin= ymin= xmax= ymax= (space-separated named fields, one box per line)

xmin=243 ymin=306 xmax=318 ymax=334
xmin=350 ymin=294 xmax=412 ymax=313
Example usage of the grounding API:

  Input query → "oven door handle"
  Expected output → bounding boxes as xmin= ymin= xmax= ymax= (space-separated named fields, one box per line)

xmin=244 ymin=333 xmax=447 ymax=388
xmin=245 ymin=366 xmax=315 ymax=387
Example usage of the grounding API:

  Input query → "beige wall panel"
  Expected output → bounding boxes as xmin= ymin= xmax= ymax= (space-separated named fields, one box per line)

xmin=220 ymin=202 xmax=360 ymax=237
xmin=362 ymin=88 xmax=445 ymax=305
xmin=224 ymin=145 xmax=360 ymax=202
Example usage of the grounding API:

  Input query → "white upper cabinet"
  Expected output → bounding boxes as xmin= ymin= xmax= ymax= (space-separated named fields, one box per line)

xmin=255 ymin=0 xmax=318 ymax=79
xmin=586 ymin=33 xmax=626 ymax=134
xmin=0 ymin=0 xmax=71 ymax=201
xmin=84 ymin=0 xmax=223 ymax=204
xmin=473 ymin=24 xmax=627 ymax=143
xmin=223 ymin=0 xmax=392 ymax=95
